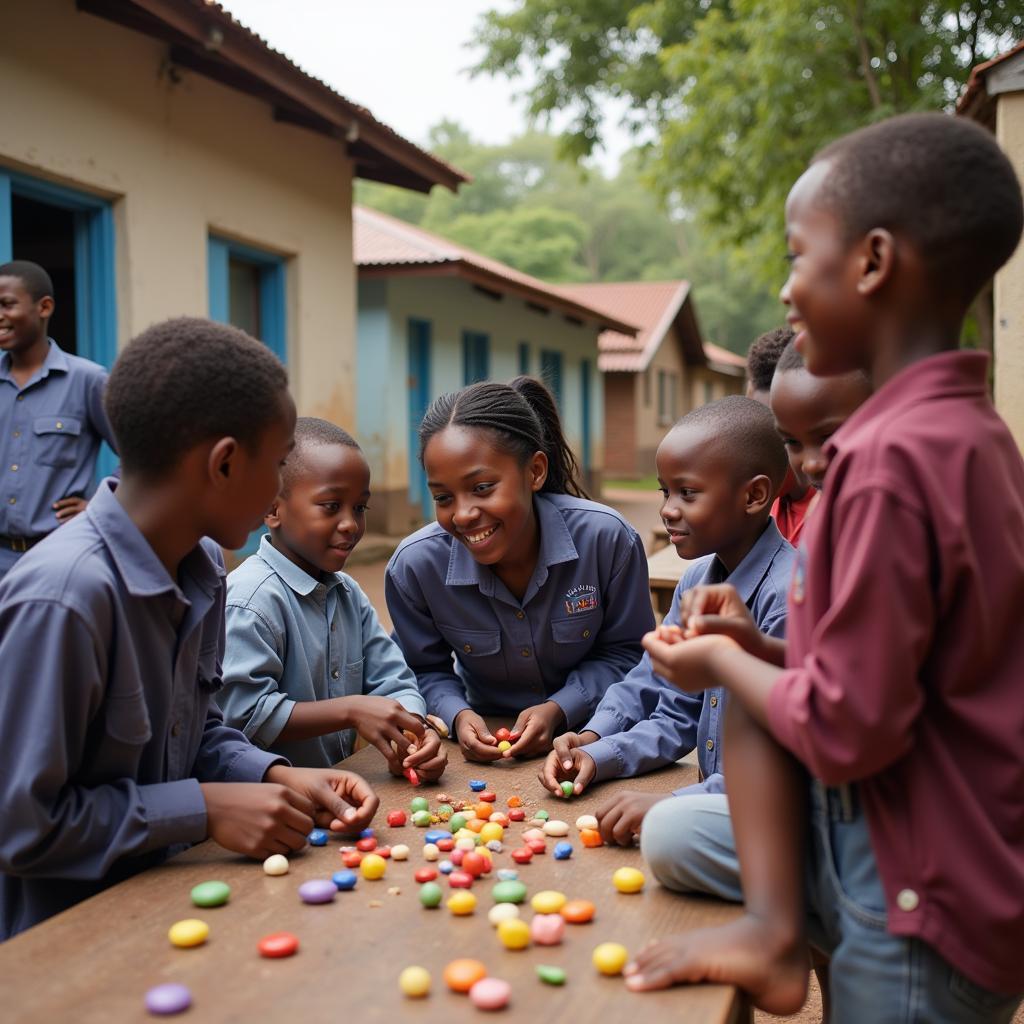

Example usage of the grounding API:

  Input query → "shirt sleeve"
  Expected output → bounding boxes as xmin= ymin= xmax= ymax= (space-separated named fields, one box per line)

xmin=86 ymin=367 xmax=119 ymax=454
xmin=0 ymin=600 xmax=207 ymax=880
xmin=217 ymin=602 xmax=296 ymax=750
xmin=385 ymin=564 xmax=468 ymax=732
xmin=190 ymin=699 xmax=286 ymax=783
xmin=547 ymin=529 xmax=656 ymax=729
xmin=353 ymin=581 xmax=426 ymax=718
xmin=766 ymin=486 xmax=932 ymax=785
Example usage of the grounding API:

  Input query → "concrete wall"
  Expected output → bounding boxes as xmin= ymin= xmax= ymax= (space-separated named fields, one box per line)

xmin=0 ymin=0 xmax=357 ymax=425
xmin=995 ymin=90 xmax=1024 ymax=449
xmin=357 ymin=274 xmax=604 ymax=533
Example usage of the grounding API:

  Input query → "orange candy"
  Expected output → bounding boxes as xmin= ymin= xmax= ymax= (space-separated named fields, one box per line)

xmin=580 ymin=828 xmax=604 ymax=848
xmin=475 ymin=803 xmax=493 ymax=820
xmin=560 ymin=899 xmax=596 ymax=923
xmin=443 ymin=958 xmax=488 ymax=993
xmin=488 ymin=812 xmax=510 ymax=827
xmin=465 ymin=818 xmax=485 ymax=834
xmin=506 ymin=796 xmax=523 ymax=808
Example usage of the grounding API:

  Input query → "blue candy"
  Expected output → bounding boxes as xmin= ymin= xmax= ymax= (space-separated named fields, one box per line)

xmin=424 ymin=829 xmax=453 ymax=845
xmin=496 ymin=868 xmax=519 ymax=882
xmin=308 ymin=829 xmax=329 ymax=846
xmin=468 ymin=780 xmax=487 ymax=792
xmin=553 ymin=841 xmax=573 ymax=860
xmin=438 ymin=860 xmax=455 ymax=874
xmin=358 ymin=827 xmax=375 ymax=840
xmin=332 ymin=869 xmax=358 ymax=891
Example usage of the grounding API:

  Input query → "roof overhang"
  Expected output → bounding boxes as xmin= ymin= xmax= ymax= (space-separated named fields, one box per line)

xmin=957 ymin=42 xmax=1024 ymax=129
xmin=76 ymin=0 xmax=469 ymax=194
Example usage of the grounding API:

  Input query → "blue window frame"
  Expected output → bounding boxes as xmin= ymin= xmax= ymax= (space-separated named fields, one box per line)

xmin=517 ymin=341 xmax=530 ymax=377
xmin=540 ymin=349 xmax=563 ymax=408
xmin=580 ymin=357 xmax=592 ymax=474
xmin=407 ymin=318 xmax=433 ymax=521
xmin=0 ymin=168 xmax=118 ymax=480
xmin=462 ymin=331 xmax=490 ymax=385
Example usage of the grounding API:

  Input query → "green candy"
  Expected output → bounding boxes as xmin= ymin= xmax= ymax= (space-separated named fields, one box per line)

xmin=536 ymin=964 xmax=567 ymax=986
xmin=448 ymin=813 xmax=468 ymax=832
xmin=412 ymin=810 xmax=432 ymax=827
xmin=418 ymin=882 xmax=443 ymax=908
xmin=437 ymin=803 xmax=454 ymax=818
xmin=535 ymin=809 xmax=550 ymax=821
xmin=560 ymin=781 xmax=574 ymax=798
xmin=491 ymin=880 xmax=528 ymax=904
xmin=190 ymin=880 xmax=230 ymax=908
xmin=410 ymin=796 xmax=430 ymax=813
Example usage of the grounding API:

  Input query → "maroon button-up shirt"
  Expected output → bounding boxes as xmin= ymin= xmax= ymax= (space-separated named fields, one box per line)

xmin=767 ymin=350 xmax=1024 ymax=994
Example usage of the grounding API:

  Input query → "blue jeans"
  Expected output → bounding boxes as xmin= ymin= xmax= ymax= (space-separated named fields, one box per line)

xmin=641 ymin=784 xmax=1023 ymax=1023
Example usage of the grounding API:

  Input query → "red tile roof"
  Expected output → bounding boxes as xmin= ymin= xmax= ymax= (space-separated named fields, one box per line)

xmin=354 ymin=206 xmax=638 ymax=335
xmin=958 ymin=40 xmax=1024 ymax=116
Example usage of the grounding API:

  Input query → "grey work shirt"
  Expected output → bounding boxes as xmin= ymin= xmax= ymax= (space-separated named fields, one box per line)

xmin=0 ymin=479 xmax=283 ymax=939
xmin=218 ymin=534 xmax=426 ymax=768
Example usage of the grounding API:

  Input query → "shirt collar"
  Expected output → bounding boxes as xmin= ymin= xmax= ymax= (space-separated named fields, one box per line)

xmin=445 ymin=492 xmax=579 ymax=592
xmin=256 ymin=532 xmax=349 ymax=597
xmin=0 ymin=338 xmax=69 ymax=382
xmin=720 ymin=517 xmax=788 ymax=604
xmin=825 ymin=349 xmax=989 ymax=461
xmin=86 ymin=478 xmax=225 ymax=599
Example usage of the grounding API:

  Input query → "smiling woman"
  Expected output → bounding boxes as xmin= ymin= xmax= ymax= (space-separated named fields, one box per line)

xmin=385 ymin=376 xmax=655 ymax=765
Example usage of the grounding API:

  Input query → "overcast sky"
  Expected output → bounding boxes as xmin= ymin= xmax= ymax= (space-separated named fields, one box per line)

xmin=219 ymin=0 xmax=631 ymax=171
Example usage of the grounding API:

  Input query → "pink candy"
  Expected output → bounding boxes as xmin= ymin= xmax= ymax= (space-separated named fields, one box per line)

xmin=530 ymin=913 xmax=565 ymax=946
xmin=469 ymin=977 xmax=511 ymax=1010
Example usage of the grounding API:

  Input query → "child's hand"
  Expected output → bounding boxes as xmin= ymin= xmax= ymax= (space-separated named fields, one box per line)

xmin=643 ymin=631 xmax=737 ymax=692
xmin=454 ymin=709 xmax=504 ymax=762
xmin=504 ymin=701 xmax=567 ymax=760
xmin=200 ymin=781 xmax=314 ymax=858
xmin=52 ymin=496 xmax=88 ymax=523
xmin=538 ymin=731 xmax=599 ymax=796
xmin=343 ymin=695 xmax=426 ymax=773
xmin=678 ymin=584 xmax=768 ymax=657
xmin=594 ymin=790 xmax=666 ymax=846
xmin=265 ymin=764 xmax=379 ymax=835
xmin=401 ymin=726 xmax=448 ymax=782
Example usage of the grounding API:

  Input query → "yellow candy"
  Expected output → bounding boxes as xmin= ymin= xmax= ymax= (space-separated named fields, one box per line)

xmin=612 ymin=866 xmax=645 ymax=893
xmin=479 ymin=823 xmax=504 ymax=844
xmin=168 ymin=918 xmax=209 ymax=948
xmin=593 ymin=941 xmax=629 ymax=975
xmin=447 ymin=890 xmax=477 ymax=915
xmin=497 ymin=917 xmax=531 ymax=950
xmin=498 ymin=740 xmax=512 ymax=752
xmin=361 ymin=854 xmax=387 ymax=880
xmin=399 ymin=965 xmax=431 ymax=998
xmin=530 ymin=890 xmax=567 ymax=915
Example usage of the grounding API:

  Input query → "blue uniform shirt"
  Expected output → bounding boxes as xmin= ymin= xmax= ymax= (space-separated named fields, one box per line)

xmin=385 ymin=492 xmax=654 ymax=732
xmin=219 ymin=534 xmax=426 ymax=768
xmin=0 ymin=479 xmax=283 ymax=939
xmin=582 ymin=518 xmax=795 ymax=794
xmin=0 ymin=340 xmax=117 ymax=572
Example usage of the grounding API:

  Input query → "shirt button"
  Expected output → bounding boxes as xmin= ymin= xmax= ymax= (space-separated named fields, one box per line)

xmin=7 ymin=497 xmax=15 ymax=505
xmin=520 ymin=647 xmax=531 ymax=658
xmin=330 ymin=622 xmax=336 ymax=632
xmin=16 ymin=395 xmax=23 ymax=402
xmin=56 ymin=421 xmax=63 ymax=429
xmin=710 ymin=696 xmax=719 ymax=707
xmin=896 ymin=889 xmax=919 ymax=912
xmin=331 ymin=668 xmax=340 ymax=679
xmin=12 ymin=431 xmax=20 ymax=438
xmin=705 ymin=739 xmax=714 ymax=751
xmin=10 ymin=465 xmax=17 ymax=472
xmin=462 ymin=643 xmax=473 ymax=654
xmin=170 ymin=722 xmax=180 ymax=738
xmin=515 ymin=610 xmax=525 ymax=620
xmin=582 ymin=629 xmax=591 ymax=639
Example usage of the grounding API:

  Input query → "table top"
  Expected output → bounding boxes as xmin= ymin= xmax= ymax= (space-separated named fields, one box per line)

xmin=648 ymin=542 xmax=688 ymax=590
xmin=2 ymin=741 xmax=746 ymax=1024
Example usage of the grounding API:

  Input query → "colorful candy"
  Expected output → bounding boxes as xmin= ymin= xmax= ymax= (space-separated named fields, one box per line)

xmin=436 ymin=837 xmax=455 ymax=852
xmin=496 ymin=868 xmax=519 ymax=882
xmin=535 ymin=809 xmax=550 ymax=821
xmin=474 ymin=802 xmax=494 ymax=819
xmin=593 ymin=942 xmax=629 ymax=975
xmin=488 ymin=902 xmax=520 ymax=926
xmin=410 ymin=796 xmax=430 ymax=813
xmin=536 ymin=964 xmax=567 ymax=986
xmin=510 ymin=847 xmax=533 ymax=865
xmin=262 ymin=854 xmax=289 ymax=876
xmin=491 ymin=879 xmax=528 ymax=904
xmin=560 ymin=898 xmax=596 ymax=923
xmin=443 ymin=958 xmax=487 ymax=992
xmin=448 ymin=870 xmax=474 ymax=889
xmin=470 ymin=977 xmax=511 ymax=1010
xmin=332 ymin=869 xmax=358 ymax=891
xmin=308 ymin=829 xmax=329 ymax=846
xmin=340 ymin=849 xmax=363 ymax=868
xmin=423 ymin=843 xmax=440 ymax=862
xmin=438 ymin=860 xmax=454 ymax=874
xmin=576 ymin=814 xmax=599 ymax=830
xmin=580 ymin=828 xmax=604 ymax=848
xmin=543 ymin=820 xmax=570 ymax=837
xmin=526 ymin=838 xmax=547 ymax=855
xmin=479 ymin=823 xmax=504 ymax=844
xmin=144 ymin=983 xmax=192 ymax=1016
xmin=497 ymin=740 xmax=512 ymax=752
xmin=448 ymin=813 xmax=468 ymax=832
xmin=298 ymin=879 xmax=337 ymax=904
xmin=391 ymin=844 xmax=410 ymax=861
xmin=469 ymin=780 xmax=487 ymax=792
xmin=612 ymin=866 xmax=645 ymax=893
xmin=168 ymin=919 xmax=208 ymax=948
xmin=553 ymin=841 xmax=573 ymax=860
xmin=507 ymin=795 xmax=523 ymax=808
xmin=530 ymin=890 xmax=567 ymax=914
xmin=190 ymin=880 xmax=230 ymax=908
xmin=359 ymin=827 xmax=375 ymax=839
xmin=530 ymin=914 xmax=566 ymax=946
xmin=360 ymin=854 xmax=387 ymax=880
xmin=355 ymin=836 xmax=377 ymax=852
xmin=447 ymin=890 xmax=477 ymax=915
xmin=497 ymin=917 xmax=531 ymax=950
xmin=399 ymin=965 xmax=431 ymax=998
xmin=479 ymin=791 xmax=496 ymax=803
xmin=494 ymin=727 xmax=512 ymax=742
xmin=376 ymin=845 xmax=392 ymax=859
xmin=258 ymin=931 xmax=299 ymax=958
xmin=419 ymin=882 xmax=443 ymax=908
xmin=508 ymin=808 xmax=526 ymax=822
xmin=386 ymin=810 xmax=407 ymax=827
xmin=462 ymin=852 xmax=487 ymax=877
xmin=560 ymin=781 xmax=575 ymax=797
xmin=414 ymin=866 xmax=438 ymax=883
xmin=404 ymin=767 xmax=421 ymax=786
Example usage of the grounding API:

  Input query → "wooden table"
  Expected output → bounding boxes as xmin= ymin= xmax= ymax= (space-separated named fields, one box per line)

xmin=1 ymin=743 xmax=748 ymax=1023
xmin=648 ymin=541 xmax=689 ymax=617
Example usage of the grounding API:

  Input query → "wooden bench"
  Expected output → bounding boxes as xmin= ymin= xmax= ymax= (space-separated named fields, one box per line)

xmin=649 ymin=539 xmax=689 ymax=618
xmin=0 ymin=740 xmax=749 ymax=1023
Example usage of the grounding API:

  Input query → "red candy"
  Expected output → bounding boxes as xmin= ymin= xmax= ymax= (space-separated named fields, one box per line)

xmin=479 ymin=791 xmax=496 ymax=803
xmin=404 ymin=767 xmax=421 ymax=786
xmin=450 ymin=849 xmax=465 ymax=866
xmin=341 ymin=850 xmax=363 ymax=868
xmin=376 ymin=845 xmax=392 ymax=859
xmin=509 ymin=732 xmax=522 ymax=742
xmin=386 ymin=810 xmax=407 ymax=828
xmin=526 ymin=838 xmax=546 ymax=855
xmin=511 ymin=847 xmax=533 ymax=864
xmin=462 ymin=852 xmax=486 ymax=877
xmin=508 ymin=808 xmax=526 ymax=822
xmin=258 ymin=931 xmax=299 ymax=958
xmin=414 ymin=867 xmax=438 ymax=883
xmin=448 ymin=871 xmax=474 ymax=888
xmin=494 ymin=728 xmax=511 ymax=742
xmin=355 ymin=837 xmax=377 ymax=852
xmin=436 ymin=838 xmax=455 ymax=852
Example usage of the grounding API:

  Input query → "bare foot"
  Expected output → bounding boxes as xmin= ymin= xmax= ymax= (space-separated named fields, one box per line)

xmin=623 ymin=914 xmax=809 ymax=1016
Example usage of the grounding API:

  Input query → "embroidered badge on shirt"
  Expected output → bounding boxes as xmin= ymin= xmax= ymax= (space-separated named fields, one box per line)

xmin=564 ymin=583 xmax=599 ymax=615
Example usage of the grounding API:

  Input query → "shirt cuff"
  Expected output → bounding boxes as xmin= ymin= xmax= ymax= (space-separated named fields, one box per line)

xmin=396 ymin=692 xmax=428 ymax=719
xmin=434 ymin=695 xmax=472 ymax=735
xmin=547 ymin=684 xmax=591 ymax=731
xmin=579 ymin=737 xmax=624 ymax=783
xmin=584 ymin=709 xmax=627 ymax=740
xmin=138 ymin=779 xmax=208 ymax=853
xmin=246 ymin=695 xmax=296 ymax=750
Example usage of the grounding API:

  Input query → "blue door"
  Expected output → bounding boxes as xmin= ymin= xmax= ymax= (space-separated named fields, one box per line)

xmin=408 ymin=319 xmax=432 ymax=521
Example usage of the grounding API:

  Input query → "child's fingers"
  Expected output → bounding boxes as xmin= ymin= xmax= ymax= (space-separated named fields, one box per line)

xmin=537 ymin=752 xmax=565 ymax=794
xmin=461 ymin=730 xmax=505 ymax=762
xmin=572 ymin=753 xmax=596 ymax=795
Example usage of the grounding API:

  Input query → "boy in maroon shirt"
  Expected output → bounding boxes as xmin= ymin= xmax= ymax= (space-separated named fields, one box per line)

xmin=628 ymin=113 xmax=1024 ymax=1021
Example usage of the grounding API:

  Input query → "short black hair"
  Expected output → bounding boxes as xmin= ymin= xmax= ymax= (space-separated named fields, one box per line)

xmin=747 ymin=326 xmax=795 ymax=393
xmin=105 ymin=317 xmax=289 ymax=479
xmin=0 ymin=260 xmax=54 ymax=302
xmin=775 ymin=339 xmax=807 ymax=374
xmin=669 ymin=395 xmax=789 ymax=491
xmin=814 ymin=113 xmax=1023 ymax=303
xmin=281 ymin=416 xmax=361 ymax=493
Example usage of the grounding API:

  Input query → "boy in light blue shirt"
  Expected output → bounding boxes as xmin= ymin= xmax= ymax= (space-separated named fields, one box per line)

xmin=220 ymin=418 xmax=446 ymax=781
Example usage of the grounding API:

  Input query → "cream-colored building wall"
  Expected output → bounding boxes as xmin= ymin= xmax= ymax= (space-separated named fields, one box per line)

xmin=635 ymin=325 xmax=689 ymax=456
xmin=995 ymin=90 xmax=1024 ymax=450
xmin=0 ymin=0 xmax=356 ymax=424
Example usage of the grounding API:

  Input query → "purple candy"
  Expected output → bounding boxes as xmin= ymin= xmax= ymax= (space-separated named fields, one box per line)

xmin=145 ymin=983 xmax=192 ymax=1015
xmin=298 ymin=879 xmax=337 ymax=904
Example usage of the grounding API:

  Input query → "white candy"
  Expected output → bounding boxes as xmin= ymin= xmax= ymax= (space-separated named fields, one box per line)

xmin=391 ymin=844 xmax=410 ymax=861
xmin=455 ymin=837 xmax=477 ymax=852
xmin=488 ymin=902 xmax=521 ymax=927
xmin=575 ymin=814 xmax=598 ymax=831
xmin=522 ymin=828 xmax=546 ymax=843
xmin=485 ymin=840 xmax=503 ymax=853
xmin=262 ymin=854 xmax=289 ymax=876
xmin=542 ymin=820 xmax=570 ymax=837
xmin=423 ymin=843 xmax=440 ymax=861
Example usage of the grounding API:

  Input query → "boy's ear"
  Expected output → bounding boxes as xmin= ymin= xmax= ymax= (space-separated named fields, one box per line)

xmin=857 ymin=228 xmax=896 ymax=296
xmin=529 ymin=451 xmax=549 ymax=493
xmin=207 ymin=437 xmax=239 ymax=487
xmin=264 ymin=499 xmax=281 ymax=529
xmin=37 ymin=296 xmax=55 ymax=322
xmin=744 ymin=473 xmax=774 ymax=516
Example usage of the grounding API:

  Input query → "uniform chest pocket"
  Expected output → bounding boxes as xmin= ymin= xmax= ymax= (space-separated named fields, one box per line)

xmin=33 ymin=415 xmax=82 ymax=468
xmin=549 ymin=609 xmax=603 ymax=665
xmin=443 ymin=625 xmax=502 ymax=662
xmin=103 ymin=683 xmax=154 ymax=747
xmin=339 ymin=658 xmax=364 ymax=694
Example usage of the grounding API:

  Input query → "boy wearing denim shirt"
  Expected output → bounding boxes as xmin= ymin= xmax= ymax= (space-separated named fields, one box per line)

xmin=220 ymin=418 xmax=446 ymax=781
xmin=540 ymin=396 xmax=794 ymax=845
